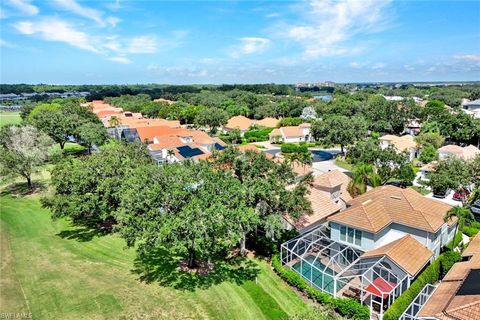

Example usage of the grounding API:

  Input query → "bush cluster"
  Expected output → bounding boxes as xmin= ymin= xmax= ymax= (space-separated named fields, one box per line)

xmin=271 ymin=255 xmax=369 ymax=320
xmin=281 ymin=143 xmax=309 ymax=154
xmin=243 ymin=127 xmax=274 ymax=142
xmin=383 ymin=252 xmax=461 ymax=320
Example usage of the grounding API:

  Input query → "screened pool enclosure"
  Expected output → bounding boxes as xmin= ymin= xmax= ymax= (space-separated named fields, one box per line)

xmin=281 ymin=227 xmax=411 ymax=319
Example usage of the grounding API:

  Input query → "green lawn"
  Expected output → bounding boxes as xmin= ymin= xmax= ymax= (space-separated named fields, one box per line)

xmin=0 ymin=195 xmax=309 ymax=320
xmin=334 ymin=158 xmax=353 ymax=171
xmin=0 ymin=112 xmax=21 ymax=128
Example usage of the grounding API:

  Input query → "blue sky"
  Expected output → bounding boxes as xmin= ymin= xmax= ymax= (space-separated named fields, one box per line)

xmin=1 ymin=0 xmax=479 ymax=84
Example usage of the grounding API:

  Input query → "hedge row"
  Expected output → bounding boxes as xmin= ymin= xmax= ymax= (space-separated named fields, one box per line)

xmin=271 ymin=255 xmax=369 ymax=320
xmin=383 ymin=252 xmax=461 ymax=320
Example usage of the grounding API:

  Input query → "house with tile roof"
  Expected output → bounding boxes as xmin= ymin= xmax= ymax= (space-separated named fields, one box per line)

xmin=256 ymin=117 xmax=280 ymax=128
xmin=438 ymin=144 xmax=480 ymax=161
xmin=379 ymin=134 xmax=419 ymax=161
xmin=269 ymin=123 xmax=313 ymax=143
xmin=284 ymin=170 xmax=351 ymax=233
xmin=223 ymin=115 xmax=253 ymax=135
xmin=328 ymin=185 xmax=457 ymax=259
xmin=416 ymin=233 xmax=480 ymax=320
xmin=280 ymin=186 xmax=459 ymax=319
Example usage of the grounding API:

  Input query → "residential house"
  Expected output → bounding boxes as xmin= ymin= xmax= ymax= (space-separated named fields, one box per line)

xmin=256 ymin=117 xmax=279 ymax=128
xmin=269 ymin=123 xmax=313 ymax=143
xmin=379 ymin=134 xmax=419 ymax=161
xmin=438 ymin=144 xmax=480 ymax=161
xmin=328 ymin=185 xmax=456 ymax=258
xmin=223 ymin=115 xmax=253 ymax=135
xmin=281 ymin=186 xmax=458 ymax=319
xmin=461 ymin=98 xmax=480 ymax=118
xmin=416 ymin=233 xmax=480 ymax=320
xmin=405 ymin=118 xmax=422 ymax=136
xmin=284 ymin=170 xmax=351 ymax=233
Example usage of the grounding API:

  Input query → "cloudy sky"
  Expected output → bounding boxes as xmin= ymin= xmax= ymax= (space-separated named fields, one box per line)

xmin=1 ymin=0 xmax=479 ymax=84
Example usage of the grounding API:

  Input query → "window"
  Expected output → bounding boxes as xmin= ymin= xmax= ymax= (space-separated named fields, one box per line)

xmin=339 ymin=225 xmax=362 ymax=247
xmin=340 ymin=226 xmax=347 ymax=241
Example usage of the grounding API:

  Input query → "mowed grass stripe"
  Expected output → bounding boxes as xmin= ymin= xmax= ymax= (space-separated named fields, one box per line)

xmin=0 ymin=196 xmax=309 ymax=319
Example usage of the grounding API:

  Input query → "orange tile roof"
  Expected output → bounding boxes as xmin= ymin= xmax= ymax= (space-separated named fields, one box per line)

xmin=120 ymin=118 xmax=181 ymax=128
xmin=136 ymin=126 xmax=184 ymax=142
xmin=256 ymin=117 xmax=279 ymax=128
xmin=440 ymin=144 xmax=480 ymax=161
xmin=328 ymin=186 xmax=455 ymax=233
xmin=279 ymin=126 xmax=304 ymax=137
xmin=96 ymin=109 xmax=123 ymax=118
xmin=418 ymin=235 xmax=480 ymax=320
xmin=269 ymin=128 xmax=281 ymax=137
xmin=225 ymin=115 xmax=253 ymax=131
xmin=313 ymin=170 xmax=352 ymax=202
xmin=462 ymin=233 xmax=480 ymax=258
xmin=237 ymin=144 xmax=275 ymax=159
xmin=361 ymin=235 xmax=433 ymax=276
xmin=379 ymin=134 xmax=418 ymax=152
xmin=285 ymin=186 xmax=340 ymax=230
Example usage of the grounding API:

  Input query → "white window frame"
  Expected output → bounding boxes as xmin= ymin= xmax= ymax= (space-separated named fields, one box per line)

xmin=339 ymin=225 xmax=362 ymax=247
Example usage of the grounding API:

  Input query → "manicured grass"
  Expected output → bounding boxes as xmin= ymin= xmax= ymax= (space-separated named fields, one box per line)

xmin=334 ymin=158 xmax=353 ymax=171
xmin=0 ymin=196 xmax=309 ymax=319
xmin=410 ymin=186 xmax=430 ymax=196
xmin=50 ymin=143 xmax=86 ymax=155
xmin=0 ymin=112 xmax=21 ymax=128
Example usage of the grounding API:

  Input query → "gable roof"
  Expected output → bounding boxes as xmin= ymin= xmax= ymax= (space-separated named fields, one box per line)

xmin=225 ymin=115 xmax=253 ymax=131
xmin=418 ymin=234 xmax=480 ymax=320
xmin=439 ymin=144 xmax=480 ymax=161
xmin=256 ymin=117 xmax=279 ymax=128
xmin=136 ymin=126 xmax=184 ymax=142
xmin=380 ymin=134 xmax=418 ymax=152
xmin=328 ymin=186 xmax=455 ymax=233
xmin=280 ymin=126 xmax=304 ymax=137
xmin=361 ymin=235 xmax=433 ymax=276
xmin=285 ymin=186 xmax=340 ymax=230
xmin=313 ymin=170 xmax=352 ymax=202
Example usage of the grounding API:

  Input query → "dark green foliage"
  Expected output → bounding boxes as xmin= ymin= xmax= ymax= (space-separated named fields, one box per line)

xmin=383 ymin=252 xmax=460 ymax=320
xmin=440 ymin=251 xmax=461 ymax=276
xmin=418 ymin=144 xmax=439 ymax=163
xmin=428 ymin=158 xmax=471 ymax=195
xmin=279 ymin=117 xmax=304 ymax=127
xmin=194 ymin=107 xmax=229 ymax=133
xmin=272 ymin=255 xmax=369 ymax=320
xmin=243 ymin=127 xmax=274 ymax=142
xmin=42 ymin=142 xmax=152 ymax=230
xmin=281 ymin=143 xmax=308 ymax=154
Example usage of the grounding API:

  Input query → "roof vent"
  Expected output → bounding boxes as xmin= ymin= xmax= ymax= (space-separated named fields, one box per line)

xmin=362 ymin=199 xmax=372 ymax=205
xmin=390 ymin=195 xmax=402 ymax=200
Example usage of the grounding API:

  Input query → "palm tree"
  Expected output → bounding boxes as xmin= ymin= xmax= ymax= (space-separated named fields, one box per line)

xmin=444 ymin=206 xmax=474 ymax=250
xmin=108 ymin=116 xmax=120 ymax=127
xmin=347 ymin=163 xmax=381 ymax=197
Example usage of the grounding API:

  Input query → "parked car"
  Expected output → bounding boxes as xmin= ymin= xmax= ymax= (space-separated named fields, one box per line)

xmin=470 ymin=201 xmax=480 ymax=216
xmin=453 ymin=189 xmax=470 ymax=202
xmin=433 ymin=188 xmax=450 ymax=199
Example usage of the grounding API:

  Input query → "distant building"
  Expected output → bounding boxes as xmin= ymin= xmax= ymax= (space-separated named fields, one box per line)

xmin=269 ymin=123 xmax=313 ymax=143
xmin=438 ymin=144 xmax=480 ymax=161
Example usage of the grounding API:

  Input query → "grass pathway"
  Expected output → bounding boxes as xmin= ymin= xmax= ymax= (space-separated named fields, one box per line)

xmin=0 ymin=195 xmax=309 ymax=319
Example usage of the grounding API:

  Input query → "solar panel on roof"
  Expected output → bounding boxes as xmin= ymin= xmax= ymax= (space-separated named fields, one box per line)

xmin=214 ymin=143 xmax=226 ymax=150
xmin=177 ymin=145 xmax=204 ymax=158
xmin=457 ymin=269 xmax=480 ymax=295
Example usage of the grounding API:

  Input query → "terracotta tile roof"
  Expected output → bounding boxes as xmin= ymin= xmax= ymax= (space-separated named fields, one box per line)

xmin=328 ymin=186 xmax=454 ymax=233
xmin=299 ymin=122 xmax=311 ymax=128
xmin=225 ymin=115 xmax=253 ymax=131
xmin=361 ymin=235 xmax=433 ymax=276
xmin=136 ymin=126 xmax=184 ymax=142
xmin=421 ymin=161 xmax=438 ymax=172
xmin=269 ymin=128 xmax=281 ymax=137
xmin=120 ymin=118 xmax=181 ymax=128
xmin=256 ymin=117 xmax=279 ymax=127
xmin=237 ymin=144 xmax=275 ymax=159
xmin=438 ymin=144 xmax=480 ymax=161
xmin=380 ymin=134 xmax=418 ymax=152
xmin=285 ymin=186 xmax=340 ymax=230
xmin=462 ymin=234 xmax=480 ymax=258
xmin=279 ymin=126 xmax=304 ymax=138
xmin=148 ymin=135 xmax=183 ymax=150
xmin=95 ymin=109 xmax=123 ymax=118
xmin=313 ymin=170 xmax=352 ymax=202
xmin=418 ymin=235 xmax=480 ymax=320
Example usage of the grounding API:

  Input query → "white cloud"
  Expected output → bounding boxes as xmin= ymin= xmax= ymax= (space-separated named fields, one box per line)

xmin=6 ymin=0 xmax=39 ymax=16
xmin=13 ymin=17 xmax=98 ymax=52
xmin=51 ymin=0 xmax=118 ymax=27
xmin=0 ymin=38 xmax=17 ymax=48
xmin=280 ymin=0 xmax=392 ymax=59
xmin=229 ymin=37 xmax=271 ymax=58
xmin=108 ymin=55 xmax=131 ymax=64
xmin=125 ymin=35 xmax=157 ymax=53
xmin=349 ymin=61 xmax=368 ymax=69
xmin=371 ymin=62 xmax=386 ymax=70
xmin=453 ymin=54 xmax=480 ymax=62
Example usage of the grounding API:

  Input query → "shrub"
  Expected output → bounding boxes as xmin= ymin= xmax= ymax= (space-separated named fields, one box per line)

xmin=463 ymin=226 xmax=479 ymax=237
xmin=243 ymin=127 xmax=273 ymax=142
xmin=281 ymin=143 xmax=309 ymax=154
xmin=383 ymin=252 xmax=458 ymax=320
xmin=271 ymin=255 xmax=369 ymax=320
xmin=440 ymin=251 xmax=461 ymax=276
